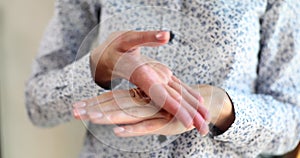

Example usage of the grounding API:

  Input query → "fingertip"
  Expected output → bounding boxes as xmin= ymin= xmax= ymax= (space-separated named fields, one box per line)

xmin=73 ymin=109 xmax=86 ymax=118
xmin=73 ymin=111 xmax=80 ymax=119
xmin=203 ymin=124 xmax=210 ymax=136
xmin=113 ymin=126 xmax=131 ymax=137
xmin=114 ymin=126 xmax=125 ymax=134
xmin=72 ymin=109 xmax=78 ymax=118
xmin=192 ymin=112 xmax=208 ymax=135
xmin=73 ymin=101 xmax=86 ymax=108
xmin=88 ymin=112 xmax=103 ymax=119
xmin=197 ymin=122 xmax=209 ymax=137
xmin=155 ymin=31 xmax=170 ymax=42
xmin=113 ymin=127 xmax=125 ymax=137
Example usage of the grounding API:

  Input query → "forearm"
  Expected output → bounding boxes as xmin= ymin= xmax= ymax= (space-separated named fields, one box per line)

xmin=26 ymin=0 xmax=101 ymax=127
xmin=26 ymin=54 xmax=106 ymax=127
xmin=211 ymin=88 xmax=300 ymax=155
xmin=195 ymin=84 xmax=300 ymax=154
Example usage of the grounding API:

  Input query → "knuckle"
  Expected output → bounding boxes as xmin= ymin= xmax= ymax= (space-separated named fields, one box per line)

xmin=190 ymin=109 xmax=199 ymax=119
xmin=163 ymin=112 xmax=173 ymax=122
xmin=174 ymin=94 xmax=183 ymax=103
xmin=117 ymin=34 xmax=127 ymax=44
xmin=114 ymin=32 xmax=132 ymax=52
xmin=115 ymin=38 xmax=127 ymax=52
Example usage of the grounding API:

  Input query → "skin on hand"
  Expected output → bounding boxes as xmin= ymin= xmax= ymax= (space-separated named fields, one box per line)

xmin=88 ymin=30 xmax=210 ymax=133
xmin=73 ymin=88 xmax=195 ymax=136
xmin=190 ymin=85 xmax=235 ymax=132
xmin=73 ymin=85 xmax=235 ymax=137
xmin=90 ymin=31 xmax=170 ymax=86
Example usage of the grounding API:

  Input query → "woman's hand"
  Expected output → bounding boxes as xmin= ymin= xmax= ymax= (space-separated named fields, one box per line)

xmin=90 ymin=31 xmax=170 ymax=87
xmin=73 ymin=84 xmax=235 ymax=137
xmin=87 ymin=30 xmax=210 ymax=133
xmin=73 ymin=88 xmax=195 ymax=137
xmin=73 ymin=85 xmax=234 ymax=137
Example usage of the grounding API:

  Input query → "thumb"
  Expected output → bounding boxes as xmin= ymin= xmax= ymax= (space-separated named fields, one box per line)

xmin=112 ymin=31 xmax=170 ymax=52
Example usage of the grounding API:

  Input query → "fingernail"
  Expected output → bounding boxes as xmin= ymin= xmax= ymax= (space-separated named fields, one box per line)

xmin=73 ymin=109 xmax=86 ymax=117
xmin=89 ymin=112 xmax=103 ymax=119
xmin=73 ymin=101 xmax=86 ymax=108
xmin=114 ymin=127 xmax=125 ymax=133
xmin=156 ymin=32 xmax=167 ymax=40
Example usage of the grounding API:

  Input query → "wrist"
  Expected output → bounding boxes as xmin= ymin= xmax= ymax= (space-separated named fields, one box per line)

xmin=213 ymin=91 xmax=235 ymax=132
xmin=90 ymin=50 xmax=112 ymax=89
xmin=195 ymin=85 xmax=235 ymax=132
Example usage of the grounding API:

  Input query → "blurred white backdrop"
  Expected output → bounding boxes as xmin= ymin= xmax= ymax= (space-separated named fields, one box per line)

xmin=1 ymin=0 xmax=86 ymax=158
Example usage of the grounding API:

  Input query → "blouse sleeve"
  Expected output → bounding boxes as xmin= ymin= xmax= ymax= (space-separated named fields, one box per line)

xmin=213 ymin=0 xmax=300 ymax=156
xmin=25 ymin=0 xmax=105 ymax=127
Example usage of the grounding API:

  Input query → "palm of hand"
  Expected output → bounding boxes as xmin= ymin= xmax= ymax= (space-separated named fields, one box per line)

xmin=117 ymin=54 xmax=210 ymax=135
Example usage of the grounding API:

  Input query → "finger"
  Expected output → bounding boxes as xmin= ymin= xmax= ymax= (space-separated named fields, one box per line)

xmin=151 ymin=62 xmax=173 ymax=83
xmin=73 ymin=89 xmax=133 ymax=114
xmin=73 ymin=90 xmax=131 ymax=113
xmin=147 ymin=83 xmax=194 ymax=128
xmin=171 ymin=76 xmax=205 ymax=104
xmin=113 ymin=31 xmax=170 ymax=52
xmin=168 ymin=79 xmax=210 ymax=121
xmin=89 ymin=107 xmax=166 ymax=125
xmin=186 ymin=103 xmax=209 ymax=136
xmin=113 ymin=118 xmax=170 ymax=137
xmin=80 ymin=90 xmax=132 ymax=108
xmin=73 ymin=108 xmax=89 ymax=120
xmin=74 ymin=88 xmax=153 ymax=120
xmin=165 ymin=86 xmax=208 ymax=135
xmin=85 ymin=94 xmax=151 ymax=114
xmin=72 ymin=90 xmax=131 ymax=119
xmin=163 ymin=95 xmax=194 ymax=129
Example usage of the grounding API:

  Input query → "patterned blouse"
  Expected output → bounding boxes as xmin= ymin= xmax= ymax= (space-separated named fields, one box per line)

xmin=25 ymin=0 xmax=300 ymax=157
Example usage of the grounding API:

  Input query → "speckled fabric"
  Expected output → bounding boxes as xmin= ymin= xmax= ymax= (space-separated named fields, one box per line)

xmin=25 ymin=0 xmax=300 ymax=157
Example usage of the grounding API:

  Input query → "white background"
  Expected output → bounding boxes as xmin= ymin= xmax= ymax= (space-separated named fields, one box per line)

xmin=1 ymin=0 xmax=86 ymax=157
